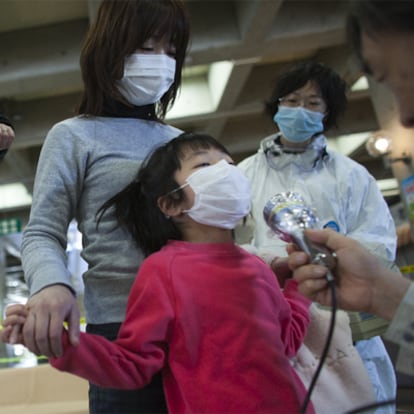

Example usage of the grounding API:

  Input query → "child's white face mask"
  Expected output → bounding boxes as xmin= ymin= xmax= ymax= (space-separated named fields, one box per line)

xmin=177 ymin=160 xmax=252 ymax=229
xmin=117 ymin=54 xmax=176 ymax=106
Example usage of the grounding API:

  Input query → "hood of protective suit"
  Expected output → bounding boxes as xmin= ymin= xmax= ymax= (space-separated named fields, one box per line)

xmin=261 ymin=133 xmax=328 ymax=172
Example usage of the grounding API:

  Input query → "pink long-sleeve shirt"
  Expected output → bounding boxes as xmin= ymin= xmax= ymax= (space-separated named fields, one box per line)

xmin=51 ymin=240 xmax=313 ymax=413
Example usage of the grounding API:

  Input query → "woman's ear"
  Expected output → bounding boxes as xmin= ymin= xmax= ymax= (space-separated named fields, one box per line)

xmin=157 ymin=195 xmax=183 ymax=218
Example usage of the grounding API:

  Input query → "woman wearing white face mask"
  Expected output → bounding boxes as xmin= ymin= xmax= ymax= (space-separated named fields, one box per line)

xmin=117 ymin=53 xmax=177 ymax=107
xmin=19 ymin=1 xmax=190 ymax=413
xmin=237 ymin=61 xmax=398 ymax=413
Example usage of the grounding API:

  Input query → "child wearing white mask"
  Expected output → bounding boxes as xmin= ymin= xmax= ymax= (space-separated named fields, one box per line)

xmin=4 ymin=132 xmax=314 ymax=414
xmin=237 ymin=61 xmax=398 ymax=413
xmin=18 ymin=1 xmax=190 ymax=413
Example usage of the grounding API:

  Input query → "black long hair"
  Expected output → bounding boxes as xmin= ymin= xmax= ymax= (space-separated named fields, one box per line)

xmin=97 ymin=132 xmax=231 ymax=256
xmin=79 ymin=0 xmax=190 ymax=119
xmin=265 ymin=61 xmax=347 ymax=131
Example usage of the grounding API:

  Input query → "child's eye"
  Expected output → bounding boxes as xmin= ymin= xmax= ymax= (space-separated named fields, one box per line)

xmin=195 ymin=162 xmax=210 ymax=168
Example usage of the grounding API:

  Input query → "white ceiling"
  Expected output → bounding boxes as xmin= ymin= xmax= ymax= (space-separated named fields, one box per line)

xmin=0 ymin=0 xmax=394 ymax=213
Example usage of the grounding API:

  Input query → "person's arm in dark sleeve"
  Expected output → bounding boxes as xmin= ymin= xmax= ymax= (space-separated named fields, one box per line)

xmin=0 ymin=113 xmax=15 ymax=160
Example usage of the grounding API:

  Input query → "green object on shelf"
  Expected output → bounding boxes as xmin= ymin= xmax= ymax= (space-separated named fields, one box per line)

xmin=0 ymin=218 xmax=21 ymax=235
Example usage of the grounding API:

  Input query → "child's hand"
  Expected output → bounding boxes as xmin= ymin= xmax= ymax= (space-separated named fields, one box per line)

xmin=1 ymin=304 xmax=28 ymax=345
xmin=270 ymin=256 xmax=292 ymax=287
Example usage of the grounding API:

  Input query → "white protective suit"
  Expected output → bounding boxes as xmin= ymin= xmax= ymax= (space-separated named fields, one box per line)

xmin=238 ymin=133 xmax=398 ymax=414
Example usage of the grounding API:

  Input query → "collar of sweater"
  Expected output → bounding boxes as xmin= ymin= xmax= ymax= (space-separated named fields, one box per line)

xmin=100 ymin=98 xmax=157 ymax=121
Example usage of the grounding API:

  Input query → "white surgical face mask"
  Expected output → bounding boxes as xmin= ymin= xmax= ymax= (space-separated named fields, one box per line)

xmin=117 ymin=54 xmax=176 ymax=106
xmin=176 ymin=160 xmax=252 ymax=229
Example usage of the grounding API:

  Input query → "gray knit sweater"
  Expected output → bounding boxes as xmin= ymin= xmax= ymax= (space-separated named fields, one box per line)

xmin=22 ymin=115 xmax=181 ymax=323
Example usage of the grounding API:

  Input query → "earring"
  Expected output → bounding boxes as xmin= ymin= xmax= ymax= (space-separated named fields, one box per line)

xmin=164 ymin=214 xmax=170 ymax=219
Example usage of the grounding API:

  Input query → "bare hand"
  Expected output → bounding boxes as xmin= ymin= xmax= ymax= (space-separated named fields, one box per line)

xmin=270 ymin=256 xmax=292 ymax=287
xmin=23 ymin=285 xmax=80 ymax=357
xmin=0 ymin=123 xmax=14 ymax=150
xmin=396 ymin=222 xmax=412 ymax=247
xmin=287 ymin=228 xmax=409 ymax=320
xmin=268 ymin=244 xmax=302 ymax=287
xmin=1 ymin=304 xmax=28 ymax=345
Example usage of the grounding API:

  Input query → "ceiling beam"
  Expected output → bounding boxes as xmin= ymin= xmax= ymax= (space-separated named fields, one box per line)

xmin=236 ymin=0 xmax=284 ymax=44
xmin=0 ymin=20 xmax=87 ymax=100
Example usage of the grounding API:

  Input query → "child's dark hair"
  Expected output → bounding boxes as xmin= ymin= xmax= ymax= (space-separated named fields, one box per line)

xmin=97 ymin=132 xmax=231 ymax=256
xmin=265 ymin=61 xmax=348 ymax=131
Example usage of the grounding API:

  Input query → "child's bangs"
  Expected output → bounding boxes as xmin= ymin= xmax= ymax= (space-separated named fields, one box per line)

xmin=175 ymin=135 xmax=230 ymax=161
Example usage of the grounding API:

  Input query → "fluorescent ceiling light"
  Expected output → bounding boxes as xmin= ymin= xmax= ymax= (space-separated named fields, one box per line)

xmin=0 ymin=183 xmax=32 ymax=210
xmin=166 ymin=61 xmax=233 ymax=120
xmin=166 ymin=73 xmax=213 ymax=119
xmin=377 ymin=178 xmax=399 ymax=192
xmin=208 ymin=61 xmax=233 ymax=108
xmin=351 ymin=76 xmax=369 ymax=91
xmin=377 ymin=178 xmax=400 ymax=197
xmin=327 ymin=132 xmax=370 ymax=156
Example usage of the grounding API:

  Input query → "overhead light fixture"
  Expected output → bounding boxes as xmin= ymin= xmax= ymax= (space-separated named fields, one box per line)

xmin=366 ymin=130 xmax=392 ymax=157
xmin=351 ymin=76 xmax=369 ymax=92
xmin=0 ymin=182 xmax=32 ymax=211
xmin=365 ymin=130 xmax=412 ymax=167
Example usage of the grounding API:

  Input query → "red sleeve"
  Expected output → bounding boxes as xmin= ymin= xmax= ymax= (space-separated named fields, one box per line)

xmin=50 ymin=256 xmax=175 ymax=389
xmin=280 ymin=279 xmax=312 ymax=358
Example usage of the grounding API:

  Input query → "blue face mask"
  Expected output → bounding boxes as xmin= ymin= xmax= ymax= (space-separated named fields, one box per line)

xmin=273 ymin=106 xmax=325 ymax=143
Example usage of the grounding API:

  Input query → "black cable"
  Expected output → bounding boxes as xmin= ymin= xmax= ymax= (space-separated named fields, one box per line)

xmin=299 ymin=275 xmax=397 ymax=414
xmin=300 ymin=275 xmax=337 ymax=414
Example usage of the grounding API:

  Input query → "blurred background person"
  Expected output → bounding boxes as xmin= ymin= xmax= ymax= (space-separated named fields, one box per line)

xmin=0 ymin=113 xmax=15 ymax=161
xmin=396 ymin=223 xmax=412 ymax=248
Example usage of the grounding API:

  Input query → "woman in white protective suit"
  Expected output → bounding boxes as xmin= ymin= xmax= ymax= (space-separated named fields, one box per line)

xmin=237 ymin=61 xmax=398 ymax=413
